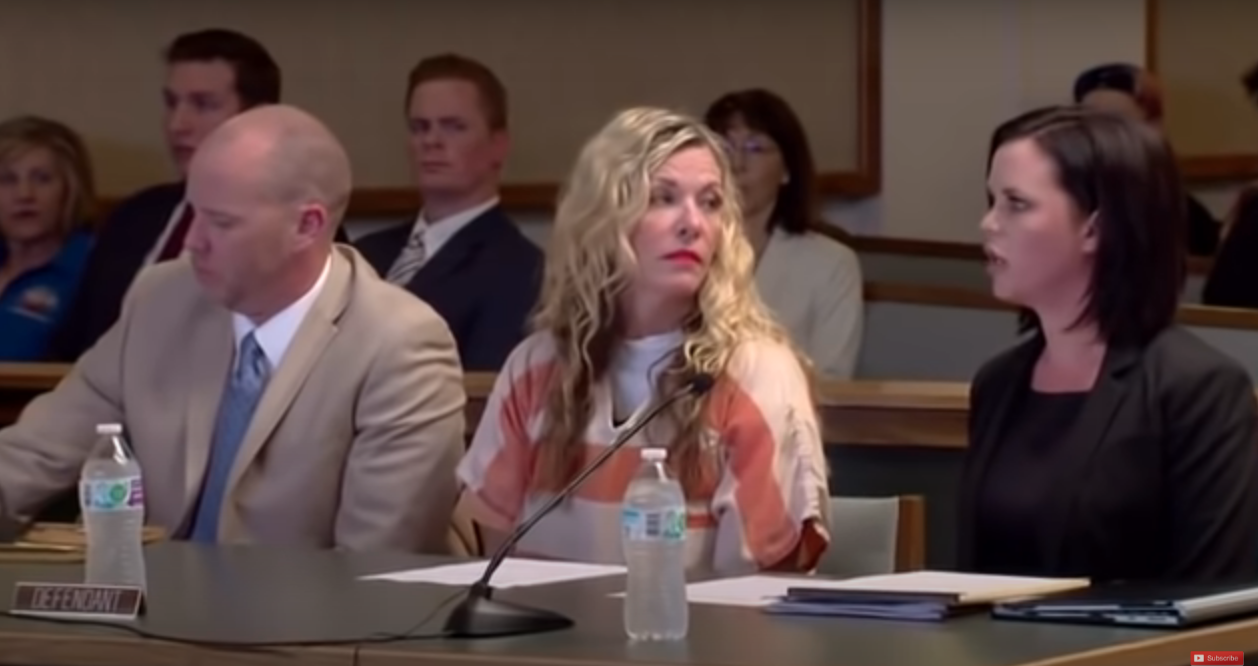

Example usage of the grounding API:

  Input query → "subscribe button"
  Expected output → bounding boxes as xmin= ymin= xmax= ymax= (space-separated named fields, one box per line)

xmin=1192 ymin=652 xmax=1244 ymax=664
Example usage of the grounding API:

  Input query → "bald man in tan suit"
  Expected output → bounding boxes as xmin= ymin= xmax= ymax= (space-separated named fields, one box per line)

xmin=0 ymin=105 xmax=467 ymax=553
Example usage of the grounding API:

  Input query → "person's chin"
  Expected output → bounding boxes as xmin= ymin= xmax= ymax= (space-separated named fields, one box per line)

xmin=170 ymin=150 xmax=193 ymax=175
xmin=192 ymin=267 xmax=222 ymax=295
xmin=658 ymin=276 xmax=703 ymax=300
xmin=0 ymin=221 xmax=53 ymax=241
xmin=988 ymin=278 xmax=1021 ymax=305
xmin=415 ymin=171 xmax=459 ymax=191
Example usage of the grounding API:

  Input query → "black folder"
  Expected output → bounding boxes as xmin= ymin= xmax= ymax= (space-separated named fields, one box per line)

xmin=992 ymin=582 xmax=1258 ymax=628
xmin=763 ymin=573 xmax=1090 ymax=622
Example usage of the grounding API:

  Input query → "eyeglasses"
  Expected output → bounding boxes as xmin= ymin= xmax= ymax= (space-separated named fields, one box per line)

xmin=721 ymin=137 xmax=778 ymax=159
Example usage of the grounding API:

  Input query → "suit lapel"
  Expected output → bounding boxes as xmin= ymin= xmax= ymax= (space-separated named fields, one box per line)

xmin=363 ymin=223 xmax=411 ymax=276
xmin=181 ymin=306 xmax=234 ymax=521
xmin=223 ymin=251 xmax=354 ymax=496
xmin=1040 ymin=345 xmax=1139 ymax=571
xmin=406 ymin=209 xmax=503 ymax=294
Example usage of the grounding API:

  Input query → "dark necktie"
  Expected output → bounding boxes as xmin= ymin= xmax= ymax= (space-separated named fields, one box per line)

xmin=157 ymin=204 xmax=195 ymax=262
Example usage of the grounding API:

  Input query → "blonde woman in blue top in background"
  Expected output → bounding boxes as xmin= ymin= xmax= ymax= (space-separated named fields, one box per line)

xmin=0 ymin=116 xmax=96 ymax=361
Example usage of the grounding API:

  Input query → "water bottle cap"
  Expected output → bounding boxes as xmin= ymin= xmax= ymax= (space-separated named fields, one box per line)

xmin=95 ymin=423 xmax=123 ymax=436
xmin=640 ymin=447 xmax=668 ymax=461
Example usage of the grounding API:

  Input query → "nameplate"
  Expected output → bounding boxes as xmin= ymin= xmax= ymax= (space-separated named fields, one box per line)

xmin=10 ymin=582 xmax=143 ymax=621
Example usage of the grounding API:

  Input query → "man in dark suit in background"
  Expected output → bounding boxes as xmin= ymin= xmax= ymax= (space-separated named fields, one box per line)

xmin=354 ymin=54 xmax=542 ymax=371
xmin=49 ymin=29 xmax=346 ymax=361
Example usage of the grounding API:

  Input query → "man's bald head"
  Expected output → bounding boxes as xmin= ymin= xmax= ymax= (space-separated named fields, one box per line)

xmin=193 ymin=104 xmax=353 ymax=233
xmin=184 ymin=104 xmax=353 ymax=321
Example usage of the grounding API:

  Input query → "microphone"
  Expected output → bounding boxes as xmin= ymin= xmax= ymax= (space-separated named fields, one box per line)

xmin=443 ymin=372 xmax=716 ymax=639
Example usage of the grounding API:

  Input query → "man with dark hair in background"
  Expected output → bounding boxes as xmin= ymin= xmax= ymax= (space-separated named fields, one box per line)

xmin=354 ymin=53 xmax=542 ymax=371
xmin=48 ymin=29 xmax=299 ymax=361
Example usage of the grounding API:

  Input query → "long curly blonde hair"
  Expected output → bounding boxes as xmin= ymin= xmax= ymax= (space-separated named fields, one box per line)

xmin=531 ymin=107 xmax=798 ymax=495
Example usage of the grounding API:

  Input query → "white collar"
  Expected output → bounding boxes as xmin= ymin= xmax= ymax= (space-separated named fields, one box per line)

xmin=231 ymin=256 xmax=332 ymax=369
xmin=413 ymin=196 xmax=500 ymax=256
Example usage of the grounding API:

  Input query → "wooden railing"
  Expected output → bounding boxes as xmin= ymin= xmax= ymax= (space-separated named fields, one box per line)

xmin=812 ymin=223 xmax=1218 ymax=277
xmin=0 ymin=363 xmax=968 ymax=449
xmin=864 ymin=280 xmax=1258 ymax=330
xmin=10 ymin=274 xmax=1258 ymax=448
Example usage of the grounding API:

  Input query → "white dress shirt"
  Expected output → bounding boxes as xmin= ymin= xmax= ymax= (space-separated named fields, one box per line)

xmin=231 ymin=256 xmax=332 ymax=368
xmin=143 ymin=200 xmax=191 ymax=265
xmin=754 ymin=228 xmax=864 ymax=380
xmin=408 ymin=196 xmax=500 ymax=261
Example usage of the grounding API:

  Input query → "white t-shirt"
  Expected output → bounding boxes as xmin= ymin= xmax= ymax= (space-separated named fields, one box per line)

xmin=608 ymin=330 xmax=684 ymax=423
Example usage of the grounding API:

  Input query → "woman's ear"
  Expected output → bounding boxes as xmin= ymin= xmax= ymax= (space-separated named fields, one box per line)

xmin=1081 ymin=211 xmax=1100 ymax=254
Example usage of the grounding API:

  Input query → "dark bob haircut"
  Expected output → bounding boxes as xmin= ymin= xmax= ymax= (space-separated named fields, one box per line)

xmin=990 ymin=105 xmax=1186 ymax=347
xmin=704 ymin=89 xmax=818 ymax=235
xmin=986 ymin=106 xmax=1058 ymax=205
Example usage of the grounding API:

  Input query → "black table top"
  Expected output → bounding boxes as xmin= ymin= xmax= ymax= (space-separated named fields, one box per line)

xmin=1 ymin=542 xmax=1255 ymax=666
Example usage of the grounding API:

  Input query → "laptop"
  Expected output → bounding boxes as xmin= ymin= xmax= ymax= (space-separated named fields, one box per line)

xmin=992 ymin=582 xmax=1258 ymax=628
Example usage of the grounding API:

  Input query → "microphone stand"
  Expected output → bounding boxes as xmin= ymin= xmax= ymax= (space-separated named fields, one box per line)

xmin=442 ymin=374 xmax=714 ymax=639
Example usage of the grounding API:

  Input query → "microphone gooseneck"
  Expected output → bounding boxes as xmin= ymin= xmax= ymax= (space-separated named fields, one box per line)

xmin=442 ymin=372 xmax=715 ymax=639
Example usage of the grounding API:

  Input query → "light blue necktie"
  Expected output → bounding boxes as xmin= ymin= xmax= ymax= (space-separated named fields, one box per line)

xmin=188 ymin=332 xmax=272 ymax=542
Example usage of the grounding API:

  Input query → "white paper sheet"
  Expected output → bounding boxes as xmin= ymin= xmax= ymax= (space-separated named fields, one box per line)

xmin=680 ymin=571 xmax=1089 ymax=608
xmin=806 ymin=570 xmax=1088 ymax=600
xmin=683 ymin=575 xmax=807 ymax=607
xmin=360 ymin=558 xmax=627 ymax=588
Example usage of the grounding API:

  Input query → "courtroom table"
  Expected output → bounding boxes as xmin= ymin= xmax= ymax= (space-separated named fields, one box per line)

xmin=2 ymin=542 xmax=1256 ymax=666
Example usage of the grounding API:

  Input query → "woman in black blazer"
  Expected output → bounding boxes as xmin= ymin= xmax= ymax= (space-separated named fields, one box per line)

xmin=961 ymin=106 xmax=1258 ymax=584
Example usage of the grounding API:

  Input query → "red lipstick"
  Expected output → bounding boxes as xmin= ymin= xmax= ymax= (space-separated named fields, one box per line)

xmin=664 ymin=250 xmax=701 ymax=264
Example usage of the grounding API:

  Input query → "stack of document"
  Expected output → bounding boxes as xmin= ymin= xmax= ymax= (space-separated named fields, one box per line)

xmin=762 ymin=571 xmax=1090 ymax=621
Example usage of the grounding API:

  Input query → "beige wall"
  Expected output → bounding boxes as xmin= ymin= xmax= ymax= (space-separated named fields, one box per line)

xmin=347 ymin=0 xmax=1248 ymax=248
xmin=0 ymin=0 xmax=865 ymax=195
xmin=879 ymin=0 xmax=1136 ymax=242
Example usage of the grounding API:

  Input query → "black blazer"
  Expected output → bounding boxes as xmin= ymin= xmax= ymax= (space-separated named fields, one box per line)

xmin=1186 ymin=193 xmax=1221 ymax=257
xmin=46 ymin=181 xmax=351 ymax=362
xmin=959 ymin=326 xmax=1258 ymax=583
xmin=354 ymin=206 xmax=542 ymax=371
xmin=46 ymin=182 xmax=186 ymax=361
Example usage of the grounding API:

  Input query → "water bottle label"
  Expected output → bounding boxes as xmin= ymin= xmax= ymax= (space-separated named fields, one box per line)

xmin=80 ymin=477 xmax=144 ymax=512
xmin=622 ymin=507 xmax=685 ymax=542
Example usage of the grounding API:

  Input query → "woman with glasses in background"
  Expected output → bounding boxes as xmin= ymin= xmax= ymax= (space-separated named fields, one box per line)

xmin=704 ymin=90 xmax=864 ymax=380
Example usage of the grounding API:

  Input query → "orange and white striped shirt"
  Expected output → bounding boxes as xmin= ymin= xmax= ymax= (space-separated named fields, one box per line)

xmin=456 ymin=332 xmax=830 ymax=576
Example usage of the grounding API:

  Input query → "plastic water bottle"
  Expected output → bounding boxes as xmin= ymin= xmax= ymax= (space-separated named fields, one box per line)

xmin=621 ymin=447 xmax=688 ymax=641
xmin=80 ymin=423 xmax=147 ymax=590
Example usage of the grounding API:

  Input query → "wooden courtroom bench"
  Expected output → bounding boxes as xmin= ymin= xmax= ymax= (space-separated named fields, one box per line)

xmin=0 ymin=362 xmax=967 ymax=565
xmin=0 ymin=363 xmax=970 ymax=449
xmin=832 ymin=227 xmax=1215 ymax=303
xmin=12 ymin=278 xmax=1258 ymax=564
xmin=860 ymin=280 xmax=1258 ymax=381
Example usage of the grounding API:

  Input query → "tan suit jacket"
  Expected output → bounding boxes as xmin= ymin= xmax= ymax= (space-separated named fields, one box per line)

xmin=0 ymin=245 xmax=467 ymax=553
